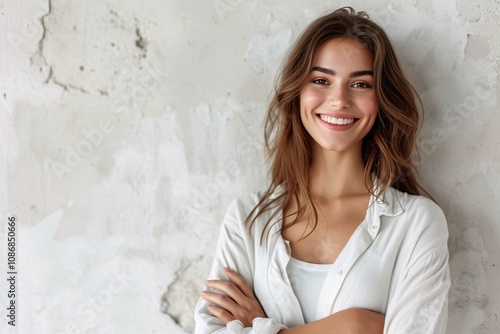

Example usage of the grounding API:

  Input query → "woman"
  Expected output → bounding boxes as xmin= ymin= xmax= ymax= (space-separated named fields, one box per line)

xmin=194 ymin=7 xmax=450 ymax=334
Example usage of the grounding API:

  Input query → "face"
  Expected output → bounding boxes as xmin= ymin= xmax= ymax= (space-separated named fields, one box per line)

xmin=300 ymin=38 xmax=378 ymax=155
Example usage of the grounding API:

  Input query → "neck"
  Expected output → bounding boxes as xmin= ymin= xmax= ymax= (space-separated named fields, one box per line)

xmin=309 ymin=143 xmax=371 ymax=199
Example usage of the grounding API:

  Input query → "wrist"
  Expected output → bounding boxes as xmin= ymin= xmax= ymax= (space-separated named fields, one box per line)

xmin=253 ymin=317 xmax=288 ymax=333
xmin=226 ymin=318 xmax=287 ymax=334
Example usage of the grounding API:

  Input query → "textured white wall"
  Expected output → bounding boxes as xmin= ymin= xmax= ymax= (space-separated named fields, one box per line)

xmin=1 ymin=0 xmax=499 ymax=333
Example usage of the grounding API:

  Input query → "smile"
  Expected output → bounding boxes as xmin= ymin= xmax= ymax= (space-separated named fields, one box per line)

xmin=319 ymin=115 xmax=355 ymax=125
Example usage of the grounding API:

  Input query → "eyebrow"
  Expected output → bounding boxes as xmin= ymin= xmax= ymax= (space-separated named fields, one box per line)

xmin=311 ymin=66 xmax=373 ymax=78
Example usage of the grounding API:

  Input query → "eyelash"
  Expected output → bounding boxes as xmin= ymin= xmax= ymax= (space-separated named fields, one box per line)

xmin=352 ymin=82 xmax=371 ymax=88
xmin=312 ymin=78 xmax=329 ymax=85
xmin=311 ymin=78 xmax=371 ymax=88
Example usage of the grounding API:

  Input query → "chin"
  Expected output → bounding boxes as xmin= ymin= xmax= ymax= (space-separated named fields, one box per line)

xmin=316 ymin=143 xmax=352 ymax=153
xmin=313 ymin=138 xmax=362 ymax=154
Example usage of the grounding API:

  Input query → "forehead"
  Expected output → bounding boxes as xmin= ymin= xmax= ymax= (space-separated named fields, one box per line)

xmin=313 ymin=38 xmax=374 ymax=69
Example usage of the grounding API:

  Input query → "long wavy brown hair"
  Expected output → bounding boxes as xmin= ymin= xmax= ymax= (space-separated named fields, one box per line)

xmin=246 ymin=7 xmax=426 ymax=241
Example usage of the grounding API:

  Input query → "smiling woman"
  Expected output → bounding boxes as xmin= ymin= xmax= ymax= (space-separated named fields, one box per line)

xmin=194 ymin=7 xmax=450 ymax=334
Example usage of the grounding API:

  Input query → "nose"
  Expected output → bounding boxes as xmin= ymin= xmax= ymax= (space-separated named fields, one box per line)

xmin=327 ymin=85 xmax=351 ymax=109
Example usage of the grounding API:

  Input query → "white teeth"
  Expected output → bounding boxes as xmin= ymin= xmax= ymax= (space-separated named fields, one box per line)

xmin=319 ymin=115 xmax=355 ymax=125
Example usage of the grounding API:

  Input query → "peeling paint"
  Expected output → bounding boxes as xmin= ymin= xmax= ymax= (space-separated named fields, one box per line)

xmin=161 ymin=256 xmax=211 ymax=332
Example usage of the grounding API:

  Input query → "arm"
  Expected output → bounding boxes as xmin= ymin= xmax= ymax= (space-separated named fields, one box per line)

xmin=384 ymin=199 xmax=450 ymax=333
xmin=202 ymin=267 xmax=266 ymax=327
xmin=194 ymin=198 xmax=286 ymax=334
xmin=195 ymin=198 xmax=384 ymax=333
xmin=204 ymin=268 xmax=384 ymax=334
xmin=279 ymin=308 xmax=384 ymax=334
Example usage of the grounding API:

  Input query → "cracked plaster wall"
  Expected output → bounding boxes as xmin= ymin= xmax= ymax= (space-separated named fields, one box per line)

xmin=1 ymin=0 xmax=499 ymax=333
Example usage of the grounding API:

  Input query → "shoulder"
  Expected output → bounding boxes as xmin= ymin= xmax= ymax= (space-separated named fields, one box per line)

xmin=224 ymin=191 xmax=267 ymax=219
xmin=221 ymin=189 xmax=280 ymax=234
xmin=401 ymin=191 xmax=445 ymax=221
xmin=389 ymin=187 xmax=449 ymax=242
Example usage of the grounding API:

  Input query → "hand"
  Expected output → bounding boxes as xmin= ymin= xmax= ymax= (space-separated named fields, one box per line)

xmin=201 ymin=267 xmax=266 ymax=327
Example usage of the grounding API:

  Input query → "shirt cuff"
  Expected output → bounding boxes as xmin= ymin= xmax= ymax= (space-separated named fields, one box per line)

xmin=226 ymin=318 xmax=287 ymax=333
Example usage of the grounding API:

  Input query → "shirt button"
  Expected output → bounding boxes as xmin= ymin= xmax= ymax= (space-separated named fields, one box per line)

xmin=371 ymin=224 xmax=378 ymax=230
xmin=336 ymin=269 xmax=343 ymax=276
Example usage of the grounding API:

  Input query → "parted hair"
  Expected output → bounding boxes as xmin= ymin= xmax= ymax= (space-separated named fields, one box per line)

xmin=245 ymin=7 xmax=425 ymax=240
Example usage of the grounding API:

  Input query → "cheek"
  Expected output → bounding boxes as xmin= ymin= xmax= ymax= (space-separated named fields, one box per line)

xmin=300 ymin=88 xmax=325 ymax=113
xmin=363 ymin=99 xmax=379 ymax=132
xmin=360 ymin=96 xmax=379 ymax=117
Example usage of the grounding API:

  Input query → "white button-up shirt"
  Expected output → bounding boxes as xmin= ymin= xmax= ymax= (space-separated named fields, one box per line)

xmin=194 ymin=185 xmax=450 ymax=333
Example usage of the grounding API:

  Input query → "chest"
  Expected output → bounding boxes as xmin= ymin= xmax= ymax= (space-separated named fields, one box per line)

xmin=281 ymin=196 xmax=369 ymax=264
xmin=253 ymin=213 xmax=401 ymax=324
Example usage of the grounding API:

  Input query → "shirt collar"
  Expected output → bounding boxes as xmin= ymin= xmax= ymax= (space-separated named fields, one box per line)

xmin=364 ymin=178 xmax=405 ymax=238
xmin=372 ymin=183 xmax=404 ymax=217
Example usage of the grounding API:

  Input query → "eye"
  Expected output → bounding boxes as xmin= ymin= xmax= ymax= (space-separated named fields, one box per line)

xmin=312 ymin=78 xmax=329 ymax=85
xmin=352 ymin=82 xmax=371 ymax=88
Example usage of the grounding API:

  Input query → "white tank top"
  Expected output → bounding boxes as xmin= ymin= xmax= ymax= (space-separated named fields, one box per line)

xmin=286 ymin=257 xmax=334 ymax=323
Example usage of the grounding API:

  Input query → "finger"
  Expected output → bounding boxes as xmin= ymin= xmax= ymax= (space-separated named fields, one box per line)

xmin=205 ymin=279 xmax=247 ymax=305
xmin=223 ymin=267 xmax=255 ymax=298
xmin=201 ymin=291 xmax=239 ymax=312
xmin=207 ymin=305 xmax=234 ymax=324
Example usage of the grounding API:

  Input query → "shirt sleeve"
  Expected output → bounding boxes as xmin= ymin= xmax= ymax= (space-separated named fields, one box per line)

xmin=384 ymin=198 xmax=451 ymax=334
xmin=194 ymin=197 xmax=288 ymax=334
